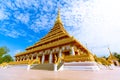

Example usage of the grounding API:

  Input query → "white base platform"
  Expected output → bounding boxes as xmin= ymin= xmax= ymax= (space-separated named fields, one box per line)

xmin=63 ymin=62 xmax=100 ymax=71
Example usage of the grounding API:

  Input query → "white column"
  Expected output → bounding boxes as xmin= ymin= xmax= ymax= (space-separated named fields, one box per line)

xmin=24 ymin=56 xmax=26 ymax=61
xmin=27 ymin=55 xmax=29 ymax=60
xmin=31 ymin=54 xmax=33 ymax=60
xmin=54 ymin=64 xmax=57 ymax=71
xmin=70 ymin=46 xmax=75 ymax=55
xmin=23 ymin=56 xmax=25 ymax=61
xmin=59 ymin=49 xmax=62 ymax=57
xmin=18 ymin=57 xmax=19 ymax=61
xmin=20 ymin=56 xmax=22 ymax=61
xmin=42 ymin=54 xmax=45 ymax=64
xmin=27 ymin=65 xmax=31 ymax=71
xmin=49 ymin=52 xmax=52 ymax=64
xmin=36 ymin=54 xmax=38 ymax=59
xmin=28 ymin=55 xmax=30 ymax=60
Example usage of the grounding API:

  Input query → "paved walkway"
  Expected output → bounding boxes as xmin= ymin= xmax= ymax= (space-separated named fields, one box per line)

xmin=0 ymin=66 xmax=120 ymax=80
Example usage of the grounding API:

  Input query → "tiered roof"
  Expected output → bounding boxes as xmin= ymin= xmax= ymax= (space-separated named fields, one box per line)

xmin=15 ymin=9 xmax=89 ymax=57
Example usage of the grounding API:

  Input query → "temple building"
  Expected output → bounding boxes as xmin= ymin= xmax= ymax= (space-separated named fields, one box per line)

xmin=107 ymin=48 xmax=119 ymax=66
xmin=14 ymin=9 xmax=95 ymax=66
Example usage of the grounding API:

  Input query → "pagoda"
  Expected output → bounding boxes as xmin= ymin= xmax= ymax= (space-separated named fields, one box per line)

xmin=107 ymin=48 xmax=119 ymax=66
xmin=14 ymin=9 xmax=95 ymax=67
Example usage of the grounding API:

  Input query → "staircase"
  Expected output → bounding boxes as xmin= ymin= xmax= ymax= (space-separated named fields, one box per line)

xmin=31 ymin=62 xmax=64 ymax=71
xmin=63 ymin=62 xmax=100 ymax=70
xmin=30 ymin=62 xmax=100 ymax=71
xmin=57 ymin=62 xmax=64 ymax=71
xmin=31 ymin=63 xmax=54 ymax=71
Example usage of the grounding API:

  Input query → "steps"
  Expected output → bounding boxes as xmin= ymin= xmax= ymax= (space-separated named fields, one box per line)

xmin=31 ymin=61 xmax=64 ymax=71
xmin=30 ymin=62 xmax=100 ymax=71
xmin=63 ymin=62 xmax=100 ymax=70
xmin=31 ymin=63 xmax=54 ymax=71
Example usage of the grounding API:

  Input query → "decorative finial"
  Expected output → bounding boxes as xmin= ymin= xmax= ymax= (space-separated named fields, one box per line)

xmin=55 ymin=7 xmax=62 ymax=24
xmin=108 ymin=47 xmax=112 ymax=55
xmin=108 ymin=48 xmax=111 ymax=53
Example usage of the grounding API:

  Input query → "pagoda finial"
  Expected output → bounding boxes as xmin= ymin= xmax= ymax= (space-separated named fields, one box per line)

xmin=108 ymin=47 xmax=113 ymax=57
xmin=108 ymin=48 xmax=112 ymax=54
xmin=55 ymin=7 xmax=62 ymax=24
xmin=108 ymin=47 xmax=118 ymax=60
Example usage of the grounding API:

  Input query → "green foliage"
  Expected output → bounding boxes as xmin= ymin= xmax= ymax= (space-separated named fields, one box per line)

xmin=2 ymin=54 xmax=13 ymax=62
xmin=0 ymin=46 xmax=9 ymax=57
xmin=102 ymin=56 xmax=108 ymax=59
xmin=113 ymin=52 xmax=120 ymax=62
xmin=0 ymin=46 xmax=13 ymax=64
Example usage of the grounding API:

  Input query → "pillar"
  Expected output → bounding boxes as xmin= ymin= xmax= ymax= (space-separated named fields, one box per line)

xmin=54 ymin=64 xmax=57 ymax=71
xmin=31 ymin=54 xmax=33 ymax=60
xmin=20 ymin=56 xmax=22 ymax=61
xmin=36 ymin=54 xmax=38 ymax=59
xmin=24 ymin=56 xmax=26 ymax=61
xmin=17 ymin=57 xmax=19 ymax=61
xmin=42 ymin=54 xmax=45 ymax=64
xmin=49 ymin=52 xmax=52 ymax=64
xmin=28 ymin=55 xmax=30 ymax=60
xmin=59 ymin=49 xmax=62 ymax=57
xmin=27 ymin=55 xmax=29 ymax=61
xmin=70 ymin=46 xmax=75 ymax=55
xmin=27 ymin=65 xmax=31 ymax=71
xmin=23 ymin=56 xmax=25 ymax=61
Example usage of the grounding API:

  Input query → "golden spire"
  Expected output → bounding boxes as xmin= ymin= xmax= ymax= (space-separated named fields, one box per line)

xmin=108 ymin=48 xmax=112 ymax=55
xmin=108 ymin=47 xmax=118 ymax=60
xmin=55 ymin=8 xmax=62 ymax=24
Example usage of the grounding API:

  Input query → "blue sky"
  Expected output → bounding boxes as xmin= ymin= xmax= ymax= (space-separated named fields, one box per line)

xmin=0 ymin=0 xmax=120 ymax=58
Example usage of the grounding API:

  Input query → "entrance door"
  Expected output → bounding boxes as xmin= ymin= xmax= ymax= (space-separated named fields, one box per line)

xmin=63 ymin=51 xmax=70 ymax=56
xmin=44 ymin=55 xmax=49 ymax=63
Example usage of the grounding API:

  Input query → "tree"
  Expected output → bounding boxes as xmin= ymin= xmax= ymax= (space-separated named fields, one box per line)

xmin=0 ymin=46 xmax=13 ymax=64
xmin=102 ymin=56 xmax=108 ymax=59
xmin=113 ymin=52 xmax=120 ymax=62
xmin=0 ymin=46 xmax=9 ymax=57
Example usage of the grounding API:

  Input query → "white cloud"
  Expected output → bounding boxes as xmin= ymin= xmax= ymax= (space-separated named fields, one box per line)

xmin=7 ymin=31 xmax=18 ymax=38
xmin=0 ymin=24 xmax=26 ymax=38
xmin=13 ymin=49 xmax=22 ymax=56
xmin=0 ymin=9 xmax=9 ymax=20
xmin=30 ymin=14 xmax=53 ymax=32
xmin=15 ymin=13 xmax=30 ymax=24
xmin=1 ymin=0 xmax=120 ymax=57
xmin=61 ymin=0 xmax=120 ymax=56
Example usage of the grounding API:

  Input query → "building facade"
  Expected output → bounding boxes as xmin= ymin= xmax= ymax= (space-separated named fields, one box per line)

xmin=15 ymin=10 xmax=95 ymax=64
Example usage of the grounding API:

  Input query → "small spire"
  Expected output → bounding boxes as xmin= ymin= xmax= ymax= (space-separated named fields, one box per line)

xmin=108 ymin=47 xmax=118 ymax=60
xmin=55 ymin=8 xmax=62 ymax=24
xmin=108 ymin=47 xmax=113 ymax=57
xmin=108 ymin=48 xmax=112 ymax=54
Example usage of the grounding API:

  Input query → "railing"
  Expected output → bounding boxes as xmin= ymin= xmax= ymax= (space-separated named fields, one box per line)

xmin=0 ymin=62 xmax=8 ymax=67
xmin=63 ymin=55 xmax=94 ymax=62
xmin=8 ymin=60 xmax=29 ymax=65
xmin=28 ymin=59 xmax=40 ymax=65
xmin=95 ymin=58 xmax=112 ymax=66
xmin=8 ymin=59 xmax=40 ymax=65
